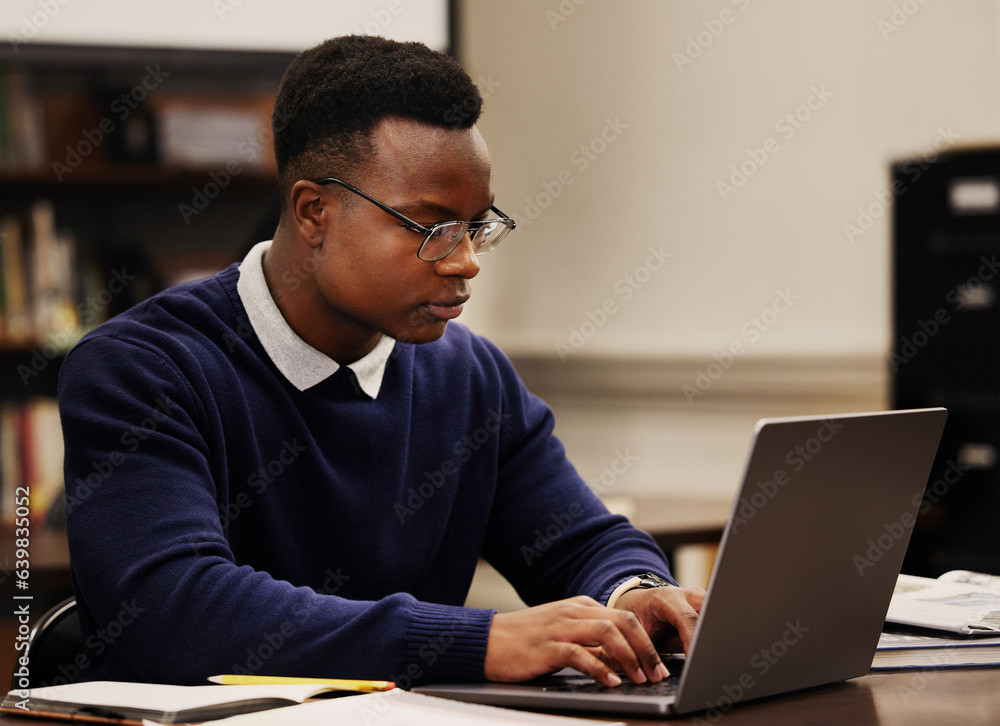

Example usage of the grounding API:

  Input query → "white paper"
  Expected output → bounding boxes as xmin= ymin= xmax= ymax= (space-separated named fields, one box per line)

xmin=887 ymin=574 xmax=1000 ymax=634
xmin=199 ymin=690 xmax=626 ymax=726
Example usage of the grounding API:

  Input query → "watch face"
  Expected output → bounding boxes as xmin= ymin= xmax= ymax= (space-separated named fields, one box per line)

xmin=637 ymin=573 xmax=671 ymax=589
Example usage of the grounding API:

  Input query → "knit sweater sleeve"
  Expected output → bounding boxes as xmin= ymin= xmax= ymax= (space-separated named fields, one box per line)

xmin=475 ymin=338 xmax=675 ymax=606
xmin=59 ymin=334 xmax=493 ymax=686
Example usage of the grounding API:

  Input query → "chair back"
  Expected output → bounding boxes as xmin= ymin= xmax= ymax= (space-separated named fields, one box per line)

xmin=11 ymin=597 xmax=84 ymax=691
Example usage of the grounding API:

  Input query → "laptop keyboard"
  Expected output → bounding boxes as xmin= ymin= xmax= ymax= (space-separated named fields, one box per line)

xmin=538 ymin=660 xmax=685 ymax=698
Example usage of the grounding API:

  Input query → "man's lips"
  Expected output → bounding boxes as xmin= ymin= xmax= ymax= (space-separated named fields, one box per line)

xmin=421 ymin=297 xmax=469 ymax=321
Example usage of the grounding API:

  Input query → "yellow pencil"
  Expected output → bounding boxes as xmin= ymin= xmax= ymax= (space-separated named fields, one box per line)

xmin=208 ymin=674 xmax=396 ymax=691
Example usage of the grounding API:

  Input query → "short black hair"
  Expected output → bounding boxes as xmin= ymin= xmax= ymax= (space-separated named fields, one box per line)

xmin=272 ymin=35 xmax=483 ymax=209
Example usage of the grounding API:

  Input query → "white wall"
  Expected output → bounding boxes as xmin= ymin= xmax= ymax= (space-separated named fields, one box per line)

xmin=2 ymin=0 xmax=449 ymax=52
xmin=460 ymin=0 xmax=999 ymax=360
xmin=457 ymin=0 xmax=1000 ymax=504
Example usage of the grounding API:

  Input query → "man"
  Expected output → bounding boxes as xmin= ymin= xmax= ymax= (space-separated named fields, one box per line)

xmin=59 ymin=35 xmax=703 ymax=689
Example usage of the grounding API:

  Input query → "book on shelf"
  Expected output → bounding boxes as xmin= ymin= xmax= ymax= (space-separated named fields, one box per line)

xmin=0 ymin=213 xmax=31 ymax=342
xmin=0 ymin=68 xmax=47 ymax=174
xmin=149 ymin=92 xmax=277 ymax=172
xmin=886 ymin=570 xmax=1000 ymax=635
xmin=0 ymin=397 xmax=64 ymax=528
xmin=0 ymin=199 xmax=82 ymax=349
xmin=28 ymin=200 xmax=80 ymax=340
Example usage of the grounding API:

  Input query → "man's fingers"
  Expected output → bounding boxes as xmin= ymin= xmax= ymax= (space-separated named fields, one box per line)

xmin=576 ymin=601 xmax=669 ymax=683
xmin=613 ymin=586 xmax=706 ymax=656
xmin=649 ymin=588 xmax=701 ymax=653
xmin=554 ymin=615 xmax=653 ymax=684
xmin=558 ymin=643 xmax=623 ymax=687
xmin=670 ymin=588 xmax=705 ymax=653
xmin=485 ymin=596 xmax=671 ymax=685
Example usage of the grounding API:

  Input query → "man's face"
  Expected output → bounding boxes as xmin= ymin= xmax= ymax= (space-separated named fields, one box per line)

xmin=313 ymin=117 xmax=494 ymax=350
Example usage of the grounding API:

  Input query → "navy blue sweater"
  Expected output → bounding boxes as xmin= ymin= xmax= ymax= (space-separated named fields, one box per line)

xmin=57 ymin=262 xmax=672 ymax=685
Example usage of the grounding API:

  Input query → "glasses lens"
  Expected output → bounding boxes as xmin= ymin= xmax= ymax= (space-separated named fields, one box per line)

xmin=472 ymin=220 xmax=512 ymax=254
xmin=418 ymin=223 xmax=469 ymax=261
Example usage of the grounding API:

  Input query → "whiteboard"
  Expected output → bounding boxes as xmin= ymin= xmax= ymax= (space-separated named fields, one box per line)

xmin=2 ymin=0 xmax=449 ymax=53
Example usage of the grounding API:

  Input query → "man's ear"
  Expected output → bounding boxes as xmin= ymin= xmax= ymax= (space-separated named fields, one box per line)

xmin=289 ymin=180 xmax=337 ymax=250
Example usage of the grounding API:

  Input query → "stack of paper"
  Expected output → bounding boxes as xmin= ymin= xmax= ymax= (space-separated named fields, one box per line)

xmin=887 ymin=571 xmax=1000 ymax=635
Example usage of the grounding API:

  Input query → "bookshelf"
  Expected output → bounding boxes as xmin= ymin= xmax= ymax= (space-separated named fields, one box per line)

xmin=1 ymin=41 xmax=293 ymax=514
xmin=0 ymin=43 xmax=294 ymax=682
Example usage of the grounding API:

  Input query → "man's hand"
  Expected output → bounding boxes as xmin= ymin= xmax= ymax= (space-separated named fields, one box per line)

xmin=613 ymin=585 xmax=706 ymax=656
xmin=484 ymin=596 xmax=671 ymax=687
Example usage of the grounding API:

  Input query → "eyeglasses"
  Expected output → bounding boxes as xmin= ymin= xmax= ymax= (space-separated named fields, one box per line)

xmin=312 ymin=177 xmax=516 ymax=262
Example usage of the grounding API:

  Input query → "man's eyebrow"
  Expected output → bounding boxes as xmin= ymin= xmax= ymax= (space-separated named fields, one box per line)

xmin=396 ymin=198 xmax=495 ymax=221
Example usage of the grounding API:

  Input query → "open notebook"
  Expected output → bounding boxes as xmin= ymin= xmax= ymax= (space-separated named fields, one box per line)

xmin=1 ymin=681 xmax=353 ymax=724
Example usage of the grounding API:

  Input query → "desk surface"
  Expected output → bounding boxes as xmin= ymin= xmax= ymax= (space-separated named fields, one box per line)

xmin=1 ymin=669 xmax=996 ymax=726
xmin=591 ymin=668 xmax=1000 ymax=725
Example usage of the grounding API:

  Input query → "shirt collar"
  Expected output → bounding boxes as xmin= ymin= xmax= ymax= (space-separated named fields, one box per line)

xmin=236 ymin=240 xmax=395 ymax=398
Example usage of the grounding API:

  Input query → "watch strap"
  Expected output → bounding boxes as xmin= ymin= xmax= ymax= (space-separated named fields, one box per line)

xmin=606 ymin=572 xmax=672 ymax=608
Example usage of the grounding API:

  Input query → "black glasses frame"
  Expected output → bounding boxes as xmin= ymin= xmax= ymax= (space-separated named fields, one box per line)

xmin=312 ymin=177 xmax=516 ymax=261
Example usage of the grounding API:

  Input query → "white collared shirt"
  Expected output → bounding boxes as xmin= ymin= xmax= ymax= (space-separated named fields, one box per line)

xmin=236 ymin=240 xmax=395 ymax=398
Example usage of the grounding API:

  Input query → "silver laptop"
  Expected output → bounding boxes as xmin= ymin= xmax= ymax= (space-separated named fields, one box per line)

xmin=416 ymin=408 xmax=948 ymax=717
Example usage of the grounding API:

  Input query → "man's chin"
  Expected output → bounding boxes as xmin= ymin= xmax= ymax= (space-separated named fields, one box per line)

xmin=391 ymin=319 xmax=450 ymax=346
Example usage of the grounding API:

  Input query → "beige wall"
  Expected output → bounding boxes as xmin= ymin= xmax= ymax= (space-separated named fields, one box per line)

xmin=457 ymin=0 xmax=1000 ymax=502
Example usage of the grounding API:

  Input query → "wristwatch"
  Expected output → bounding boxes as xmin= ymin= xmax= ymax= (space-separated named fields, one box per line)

xmin=634 ymin=573 xmax=672 ymax=590
xmin=606 ymin=572 xmax=672 ymax=608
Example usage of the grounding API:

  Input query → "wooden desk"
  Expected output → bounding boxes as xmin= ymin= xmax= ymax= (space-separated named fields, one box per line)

xmin=0 ymin=669 xmax=996 ymax=725
xmin=596 ymin=668 xmax=1000 ymax=725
